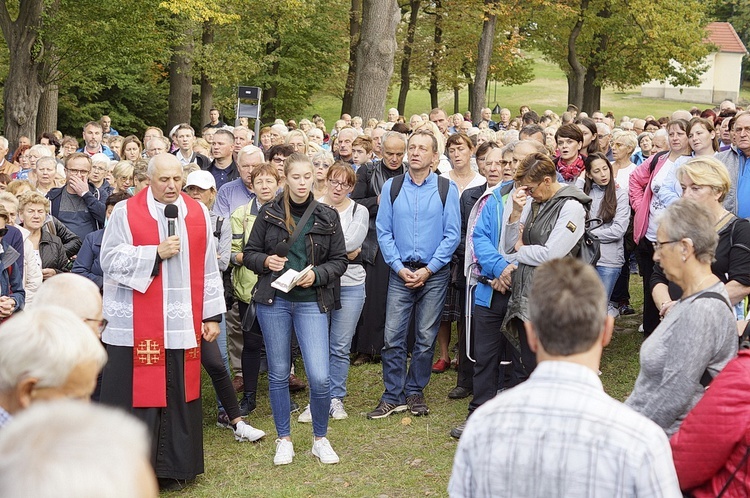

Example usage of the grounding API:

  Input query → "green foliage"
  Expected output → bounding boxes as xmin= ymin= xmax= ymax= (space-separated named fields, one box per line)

xmin=708 ymin=0 xmax=750 ymax=80
xmin=528 ymin=0 xmax=712 ymax=90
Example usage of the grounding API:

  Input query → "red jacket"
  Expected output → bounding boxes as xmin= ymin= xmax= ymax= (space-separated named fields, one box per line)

xmin=671 ymin=349 xmax=750 ymax=497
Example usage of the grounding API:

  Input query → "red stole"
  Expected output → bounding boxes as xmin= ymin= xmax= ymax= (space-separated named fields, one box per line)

xmin=127 ymin=190 xmax=206 ymax=408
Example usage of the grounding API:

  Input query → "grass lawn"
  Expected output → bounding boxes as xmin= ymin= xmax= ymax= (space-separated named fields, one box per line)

xmin=172 ymin=280 xmax=646 ymax=497
xmin=303 ymin=52 xmax=744 ymax=128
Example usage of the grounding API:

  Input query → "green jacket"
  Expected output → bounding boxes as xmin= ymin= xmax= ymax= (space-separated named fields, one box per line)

xmin=231 ymin=201 xmax=259 ymax=303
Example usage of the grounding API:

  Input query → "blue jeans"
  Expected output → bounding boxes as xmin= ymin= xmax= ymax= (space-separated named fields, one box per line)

xmin=329 ymin=283 xmax=366 ymax=399
xmin=256 ymin=297 xmax=330 ymax=438
xmin=381 ymin=266 xmax=450 ymax=404
xmin=596 ymin=266 xmax=621 ymax=302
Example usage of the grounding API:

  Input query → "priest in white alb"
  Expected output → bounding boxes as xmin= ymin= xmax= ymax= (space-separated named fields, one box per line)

xmin=99 ymin=153 xmax=225 ymax=491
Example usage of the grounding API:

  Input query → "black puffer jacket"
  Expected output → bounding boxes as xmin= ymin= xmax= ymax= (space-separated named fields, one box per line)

xmin=242 ymin=197 xmax=347 ymax=313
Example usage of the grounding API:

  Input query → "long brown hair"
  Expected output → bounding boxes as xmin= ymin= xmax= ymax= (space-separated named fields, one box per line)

xmin=282 ymin=153 xmax=314 ymax=233
xmin=583 ymin=152 xmax=617 ymax=223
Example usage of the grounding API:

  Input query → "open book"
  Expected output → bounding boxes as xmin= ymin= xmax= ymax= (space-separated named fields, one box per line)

xmin=271 ymin=265 xmax=314 ymax=293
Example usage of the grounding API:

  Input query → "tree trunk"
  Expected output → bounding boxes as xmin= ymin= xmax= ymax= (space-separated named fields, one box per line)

xmin=471 ymin=0 xmax=497 ymax=123
xmin=200 ymin=20 xmax=214 ymax=131
xmin=566 ymin=0 xmax=589 ymax=111
xmin=582 ymin=67 xmax=601 ymax=114
xmin=261 ymin=24 xmax=282 ymax=122
xmin=462 ymin=61 xmax=474 ymax=113
xmin=397 ymin=0 xmax=421 ymax=115
xmin=351 ymin=0 xmax=400 ymax=121
xmin=428 ymin=0 xmax=442 ymax=110
xmin=341 ymin=0 xmax=362 ymax=116
xmin=168 ymin=22 xmax=194 ymax=131
xmin=0 ymin=0 xmax=45 ymax=149
xmin=453 ymin=86 xmax=459 ymax=114
xmin=36 ymin=83 xmax=58 ymax=136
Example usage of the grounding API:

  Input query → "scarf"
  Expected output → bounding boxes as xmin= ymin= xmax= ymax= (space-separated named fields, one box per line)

xmin=556 ymin=155 xmax=585 ymax=182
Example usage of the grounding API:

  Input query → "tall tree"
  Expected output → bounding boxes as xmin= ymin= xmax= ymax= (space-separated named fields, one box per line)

xmin=342 ymin=0 xmax=362 ymax=115
xmin=352 ymin=0 xmax=400 ymax=120
xmin=397 ymin=0 xmax=421 ymax=114
xmin=168 ymin=20 xmax=196 ymax=129
xmin=471 ymin=0 xmax=499 ymax=121
xmin=531 ymin=0 xmax=712 ymax=113
xmin=0 ymin=0 xmax=45 ymax=148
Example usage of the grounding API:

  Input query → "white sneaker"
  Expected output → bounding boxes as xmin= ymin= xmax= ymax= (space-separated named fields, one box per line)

xmin=312 ymin=437 xmax=340 ymax=464
xmin=329 ymin=398 xmax=348 ymax=420
xmin=234 ymin=420 xmax=265 ymax=442
xmin=297 ymin=404 xmax=312 ymax=423
xmin=274 ymin=438 xmax=295 ymax=465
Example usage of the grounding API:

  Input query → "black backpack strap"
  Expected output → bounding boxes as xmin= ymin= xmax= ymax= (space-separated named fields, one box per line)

xmin=390 ymin=173 xmax=448 ymax=208
xmin=693 ymin=291 xmax=733 ymax=387
xmin=437 ymin=175 xmax=449 ymax=207
xmin=214 ymin=216 xmax=224 ymax=239
xmin=389 ymin=174 xmax=406 ymax=206
xmin=648 ymin=150 xmax=669 ymax=175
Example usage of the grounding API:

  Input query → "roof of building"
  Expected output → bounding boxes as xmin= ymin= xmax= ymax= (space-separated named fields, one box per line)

xmin=706 ymin=22 xmax=748 ymax=54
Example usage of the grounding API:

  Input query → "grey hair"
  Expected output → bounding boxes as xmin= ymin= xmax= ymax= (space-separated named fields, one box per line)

xmin=29 ymin=144 xmax=53 ymax=158
xmin=0 ymin=136 xmax=8 ymax=149
xmin=0 ymin=192 xmax=18 ymax=208
xmin=35 ymin=156 xmax=57 ymax=170
xmin=657 ymin=198 xmax=718 ymax=265
xmin=517 ymin=139 xmax=548 ymax=155
xmin=33 ymin=273 xmax=102 ymax=320
xmin=312 ymin=150 xmax=334 ymax=165
xmin=611 ymin=130 xmax=637 ymax=154
xmin=0 ymin=400 xmax=153 ymax=498
xmin=501 ymin=140 xmax=519 ymax=155
xmin=270 ymin=123 xmax=288 ymax=137
xmin=0 ymin=305 xmax=107 ymax=392
xmin=238 ymin=144 xmax=264 ymax=164
xmin=382 ymin=130 xmax=407 ymax=149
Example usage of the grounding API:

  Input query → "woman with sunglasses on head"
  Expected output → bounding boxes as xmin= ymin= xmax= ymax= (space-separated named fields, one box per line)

xmin=298 ymin=162 xmax=368 ymax=423
xmin=243 ymin=153 xmax=347 ymax=466
xmin=503 ymin=153 xmax=591 ymax=379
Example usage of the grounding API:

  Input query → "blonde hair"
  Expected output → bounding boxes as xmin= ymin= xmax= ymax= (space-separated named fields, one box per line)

xmin=19 ymin=191 xmax=51 ymax=214
xmin=677 ymin=156 xmax=731 ymax=202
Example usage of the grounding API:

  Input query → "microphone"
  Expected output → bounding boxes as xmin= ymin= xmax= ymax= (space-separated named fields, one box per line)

xmin=164 ymin=204 xmax=178 ymax=237
xmin=271 ymin=241 xmax=289 ymax=278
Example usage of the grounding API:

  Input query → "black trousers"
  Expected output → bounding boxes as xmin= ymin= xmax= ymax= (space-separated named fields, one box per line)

xmin=635 ymin=237 xmax=660 ymax=336
xmin=469 ymin=291 xmax=520 ymax=413
xmin=201 ymin=337 xmax=241 ymax=420
xmin=239 ymin=300 xmax=263 ymax=397
xmin=100 ymin=346 xmax=203 ymax=481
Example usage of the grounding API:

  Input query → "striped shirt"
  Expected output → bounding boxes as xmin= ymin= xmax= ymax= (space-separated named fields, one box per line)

xmin=449 ymin=361 xmax=681 ymax=498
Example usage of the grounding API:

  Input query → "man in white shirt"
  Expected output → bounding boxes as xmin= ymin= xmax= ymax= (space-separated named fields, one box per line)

xmin=449 ymin=258 xmax=681 ymax=498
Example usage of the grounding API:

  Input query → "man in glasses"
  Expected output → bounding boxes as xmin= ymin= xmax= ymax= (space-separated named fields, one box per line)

xmin=719 ymin=111 xmax=750 ymax=218
xmin=46 ymin=152 xmax=106 ymax=240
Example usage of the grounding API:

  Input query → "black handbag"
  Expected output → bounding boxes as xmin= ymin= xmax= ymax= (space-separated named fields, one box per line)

xmin=241 ymin=200 xmax=318 ymax=334
xmin=579 ymin=217 xmax=602 ymax=266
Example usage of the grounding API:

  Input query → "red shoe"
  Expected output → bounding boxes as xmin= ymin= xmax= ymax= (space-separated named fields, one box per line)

xmin=432 ymin=358 xmax=450 ymax=373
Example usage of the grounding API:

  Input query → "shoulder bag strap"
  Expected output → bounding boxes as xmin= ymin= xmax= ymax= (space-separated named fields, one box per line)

xmin=286 ymin=200 xmax=319 ymax=246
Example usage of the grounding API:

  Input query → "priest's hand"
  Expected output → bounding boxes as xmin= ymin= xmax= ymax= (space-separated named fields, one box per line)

xmin=157 ymin=236 xmax=180 ymax=259
xmin=202 ymin=321 xmax=220 ymax=342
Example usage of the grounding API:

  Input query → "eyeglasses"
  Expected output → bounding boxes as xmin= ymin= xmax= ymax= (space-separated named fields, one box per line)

xmin=271 ymin=156 xmax=286 ymax=164
xmin=328 ymin=179 xmax=351 ymax=190
xmin=524 ymin=183 xmax=541 ymax=195
xmin=91 ymin=165 xmax=107 ymax=172
xmin=612 ymin=142 xmax=628 ymax=148
xmin=84 ymin=317 xmax=108 ymax=334
xmin=313 ymin=162 xmax=331 ymax=169
xmin=652 ymin=239 xmax=681 ymax=251
xmin=65 ymin=168 xmax=89 ymax=175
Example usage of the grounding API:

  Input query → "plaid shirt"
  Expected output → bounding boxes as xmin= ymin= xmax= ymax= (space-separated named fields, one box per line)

xmin=449 ymin=361 xmax=681 ymax=498
xmin=0 ymin=405 xmax=12 ymax=429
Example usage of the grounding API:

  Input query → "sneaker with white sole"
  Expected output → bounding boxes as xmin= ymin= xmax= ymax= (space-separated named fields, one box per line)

xmin=329 ymin=398 xmax=348 ymax=420
xmin=297 ymin=404 xmax=312 ymax=423
xmin=234 ymin=421 xmax=265 ymax=442
xmin=607 ymin=304 xmax=620 ymax=318
xmin=312 ymin=437 xmax=340 ymax=464
xmin=274 ymin=439 xmax=295 ymax=465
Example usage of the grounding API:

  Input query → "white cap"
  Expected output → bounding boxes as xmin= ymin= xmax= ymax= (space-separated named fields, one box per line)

xmin=185 ymin=170 xmax=215 ymax=190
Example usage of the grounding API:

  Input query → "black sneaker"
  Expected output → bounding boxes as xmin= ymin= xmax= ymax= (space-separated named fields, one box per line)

xmin=216 ymin=409 xmax=232 ymax=429
xmin=366 ymin=400 xmax=407 ymax=420
xmin=450 ymin=420 xmax=467 ymax=439
xmin=619 ymin=304 xmax=635 ymax=315
xmin=406 ymin=394 xmax=429 ymax=416
xmin=239 ymin=393 xmax=256 ymax=417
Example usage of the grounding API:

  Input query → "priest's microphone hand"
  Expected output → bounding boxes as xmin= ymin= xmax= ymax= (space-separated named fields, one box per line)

xmin=202 ymin=321 xmax=220 ymax=342
xmin=157 ymin=236 xmax=180 ymax=259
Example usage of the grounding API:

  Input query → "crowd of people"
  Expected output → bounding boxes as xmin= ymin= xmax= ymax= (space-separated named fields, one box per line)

xmin=0 ymin=100 xmax=749 ymax=495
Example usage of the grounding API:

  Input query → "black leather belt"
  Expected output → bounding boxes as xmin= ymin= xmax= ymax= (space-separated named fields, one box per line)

xmin=403 ymin=261 xmax=428 ymax=270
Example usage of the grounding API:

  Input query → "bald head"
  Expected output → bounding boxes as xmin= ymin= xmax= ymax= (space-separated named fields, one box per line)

xmin=34 ymin=274 xmax=103 ymax=336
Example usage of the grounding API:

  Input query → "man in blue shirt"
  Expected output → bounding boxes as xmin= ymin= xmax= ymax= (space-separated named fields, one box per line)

xmin=77 ymin=121 xmax=119 ymax=161
xmin=369 ymin=130 xmax=461 ymax=419
xmin=213 ymin=145 xmax=264 ymax=218
xmin=719 ymin=112 xmax=750 ymax=219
